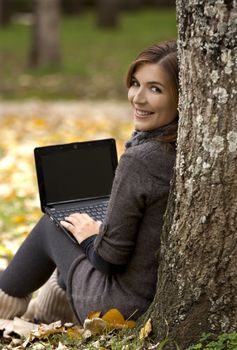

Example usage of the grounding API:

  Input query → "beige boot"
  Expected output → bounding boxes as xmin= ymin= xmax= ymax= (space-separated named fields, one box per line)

xmin=0 ymin=288 xmax=31 ymax=319
xmin=23 ymin=270 xmax=77 ymax=324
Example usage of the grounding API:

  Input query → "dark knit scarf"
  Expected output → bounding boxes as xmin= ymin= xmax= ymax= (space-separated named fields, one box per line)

xmin=125 ymin=120 xmax=178 ymax=149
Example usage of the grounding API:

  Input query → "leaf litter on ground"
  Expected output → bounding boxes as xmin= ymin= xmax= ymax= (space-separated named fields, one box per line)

xmin=0 ymin=308 xmax=145 ymax=349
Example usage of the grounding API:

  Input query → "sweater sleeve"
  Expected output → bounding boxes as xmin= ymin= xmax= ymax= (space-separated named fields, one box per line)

xmin=93 ymin=151 xmax=155 ymax=265
xmin=80 ymin=235 xmax=126 ymax=274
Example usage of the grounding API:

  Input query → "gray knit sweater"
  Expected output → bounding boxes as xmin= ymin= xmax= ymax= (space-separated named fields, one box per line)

xmin=67 ymin=139 xmax=176 ymax=324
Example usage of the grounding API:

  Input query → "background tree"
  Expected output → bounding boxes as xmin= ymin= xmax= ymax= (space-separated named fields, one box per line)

xmin=145 ymin=0 xmax=237 ymax=347
xmin=121 ymin=0 xmax=144 ymax=10
xmin=96 ymin=0 xmax=120 ymax=28
xmin=30 ymin=0 xmax=61 ymax=67
xmin=61 ymin=0 xmax=86 ymax=15
xmin=0 ymin=0 xmax=12 ymax=26
xmin=151 ymin=0 xmax=175 ymax=6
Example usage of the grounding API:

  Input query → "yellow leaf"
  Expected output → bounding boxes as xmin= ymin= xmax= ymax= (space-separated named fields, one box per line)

xmin=13 ymin=215 xmax=26 ymax=224
xmin=32 ymin=118 xmax=47 ymax=127
xmin=87 ymin=310 xmax=102 ymax=320
xmin=125 ymin=320 xmax=136 ymax=329
xmin=66 ymin=325 xmax=83 ymax=338
xmin=102 ymin=308 xmax=125 ymax=325
xmin=139 ymin=318 xmax=152 ymax=339
xmin=30 ymin=321 xmax=64 ymax=340
xmin=101 ymin=308 xmax=136 ymax=329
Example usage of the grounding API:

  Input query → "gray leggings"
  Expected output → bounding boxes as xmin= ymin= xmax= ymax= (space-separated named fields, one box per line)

xmin=0 ymin=215 xmax=83 ymax=297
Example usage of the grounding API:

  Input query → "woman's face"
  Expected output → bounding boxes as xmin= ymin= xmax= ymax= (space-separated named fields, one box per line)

xmin=128 ymin=63 xmax=177 ymax=131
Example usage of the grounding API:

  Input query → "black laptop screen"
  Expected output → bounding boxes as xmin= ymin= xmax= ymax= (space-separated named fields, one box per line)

xmin=35 ymin=140 xmax=117 ymax=206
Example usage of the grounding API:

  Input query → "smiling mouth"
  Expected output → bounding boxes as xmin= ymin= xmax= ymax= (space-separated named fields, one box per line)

xmin=135 ymin=109 xmax=154 ymax=117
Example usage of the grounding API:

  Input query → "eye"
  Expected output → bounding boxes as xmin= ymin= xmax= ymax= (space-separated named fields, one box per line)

xmin=150 ymin=85 xmax=162 ymax=93
xmin=130 ymin=78 xmax=139 ymax=87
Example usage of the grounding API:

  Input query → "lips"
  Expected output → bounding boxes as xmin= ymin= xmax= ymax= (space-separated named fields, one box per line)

xmin=135 ymin=109 xmax=153 ymax=118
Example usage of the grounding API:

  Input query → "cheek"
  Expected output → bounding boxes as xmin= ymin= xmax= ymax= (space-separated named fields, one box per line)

xmin=167 ymin=101 xmax=178 ymax=119
xmin=127 ymin=88 xmax=134 ymax=103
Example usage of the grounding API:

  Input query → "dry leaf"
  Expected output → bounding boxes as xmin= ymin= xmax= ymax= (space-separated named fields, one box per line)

xmin=139 ymin=318 xmax=152 ymax=339
xmin=55 ymin=341 xmax=68 ymax=350
xmin=66 ymin=325 xmax=83 ymax=338
xmin=102 ymin=308 xmax=125 ymax=325
xmin=0 ymin=317 xmax=38 ymax=338
xmin=0 ymin=319 xmax=15 ymax=338
xmin=31 ymin=343 xmax=46 ymax=350
xmin=102 ymin=308 xmax=136 ymax=329
xmin=125 ymin=320 xmax=136 ymax=329
xmin=87 ymin=310 xmax=102 ymax=320
xmin=83 ymin=318 xmax=107 ymax=336
xmin=29 ymin=320 xmax=64 ymax=340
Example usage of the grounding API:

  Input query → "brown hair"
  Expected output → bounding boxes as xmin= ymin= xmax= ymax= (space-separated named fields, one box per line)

xmin=126 ymin=40 xmax=179 ymax=143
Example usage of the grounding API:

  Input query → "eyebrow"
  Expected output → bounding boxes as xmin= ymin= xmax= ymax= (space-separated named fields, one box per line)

xmin=148 ymin=81 xmax=165 ymax=87
xmin=132 ymin=76 xmax=165 ymax=88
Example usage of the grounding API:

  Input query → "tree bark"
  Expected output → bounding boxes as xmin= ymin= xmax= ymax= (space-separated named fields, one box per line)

xmin=146 ymin=0 xmax=237 ymax=347
xmin=30 ymin=0 xmax=61 ymax=67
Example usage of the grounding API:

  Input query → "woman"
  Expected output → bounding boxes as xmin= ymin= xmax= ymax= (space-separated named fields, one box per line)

xmin=0 ymin=40 xmax=179 ymax=324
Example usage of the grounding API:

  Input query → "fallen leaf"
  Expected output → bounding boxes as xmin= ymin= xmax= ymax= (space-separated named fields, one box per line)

xmin=66 ymin=325 xmax=83 ymax=338
xmin=83 ymin=318 xmax=107 ymax=336
xmin=87 ymin=310 xmax=102 ymax=320
xmin=55 ymin=341 xmax=68 ymax=350
xmin=31 ymin=343 xmax=47 ymax=350
xmin=102 ymin=308 xmax=125 ymax=325
xmin=139 ymin=318 xmax=152 ymax=339
xmin=0 ymin=317 xmax=38 ymax=338
xmin=125 ymin=320 xmax=136 ymax=329
xmin=29 ymin=320 xmax=64 ymax=340
xmin=13 ymin=214 xmax=27 ymax=224
xmin=102 ymin=308 xmax=136 ymax=329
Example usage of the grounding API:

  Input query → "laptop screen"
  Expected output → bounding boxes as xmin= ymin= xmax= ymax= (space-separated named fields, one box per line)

xmin=34 ymin=139 xmax=118 ymax=207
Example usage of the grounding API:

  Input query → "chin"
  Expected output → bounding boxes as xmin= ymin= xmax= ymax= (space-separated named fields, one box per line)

xmin=134 ymin=123 xmax=157 ymax=132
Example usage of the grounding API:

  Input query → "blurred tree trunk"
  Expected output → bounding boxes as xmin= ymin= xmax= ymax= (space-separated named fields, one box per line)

xmin=96 ymin=0 xmax=120 ymax=28
xmin=151 ymin=0 xmax=175 ymax=7
xmin=144 ymin=0 xmax=237 ymax=348
xmin=62 ymin=0 xmax=86 ymax=15
xmin=0 ymin=0 xmax=12 ymax=26
xmin=121 ymin=0 xmax=144 ymax=10
xmin=30 ymin=0 xmax=61 ymax=67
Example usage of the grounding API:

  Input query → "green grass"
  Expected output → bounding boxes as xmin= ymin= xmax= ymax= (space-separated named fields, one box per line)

xmin=0 ymin=8 xmax=177 ymax=99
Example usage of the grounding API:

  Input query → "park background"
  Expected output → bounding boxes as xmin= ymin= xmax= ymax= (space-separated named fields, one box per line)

xmin=0 ymin=1 xmax=177 ymax=268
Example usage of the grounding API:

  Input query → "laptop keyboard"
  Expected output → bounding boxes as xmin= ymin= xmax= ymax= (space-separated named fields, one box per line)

xmin=53 ymin=202 xmax=108 ymax=222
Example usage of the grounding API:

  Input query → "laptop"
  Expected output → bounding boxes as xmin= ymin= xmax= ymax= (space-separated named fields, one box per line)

xmin=34 ymin=138 xmax=118 ymax=243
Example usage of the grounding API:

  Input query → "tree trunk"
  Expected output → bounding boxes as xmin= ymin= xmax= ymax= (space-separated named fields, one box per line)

xmin=0 ymin=0 xmax=12 ymax=26
xmin=151 ymin=0 xmax=175 ymax=7
xmin=146 ymin=0 xmax=237 ymax=348
xmin=96 ymin=0 xmax=120 ymax=28
xmin=30 ymin=0 xmax=61 ymax=67
xmin=62 ymin=0 xmax=86 ymax=15
xmin=121 ymin=0 xmax=144 ymax=10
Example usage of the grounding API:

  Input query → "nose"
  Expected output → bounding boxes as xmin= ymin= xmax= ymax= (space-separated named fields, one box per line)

xmin=132 ymin=87 xmax=146 ymax=104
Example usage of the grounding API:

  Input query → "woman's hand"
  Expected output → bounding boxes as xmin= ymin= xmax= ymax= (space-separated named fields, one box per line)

xmin=60 ymin=213 xmax=101 ymax=244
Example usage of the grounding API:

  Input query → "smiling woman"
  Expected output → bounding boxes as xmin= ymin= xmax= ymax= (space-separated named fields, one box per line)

xmin=0 ymin=41 xmax=179 ymax=325
xmin=126 ymin=40 xmax=178 ymax=139
xmin=127 ymin=63 xmax=177 ymax=131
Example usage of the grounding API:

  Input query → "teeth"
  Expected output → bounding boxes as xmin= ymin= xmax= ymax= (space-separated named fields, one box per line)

xmin=136 ymin=109 xmax=152 ymax=116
